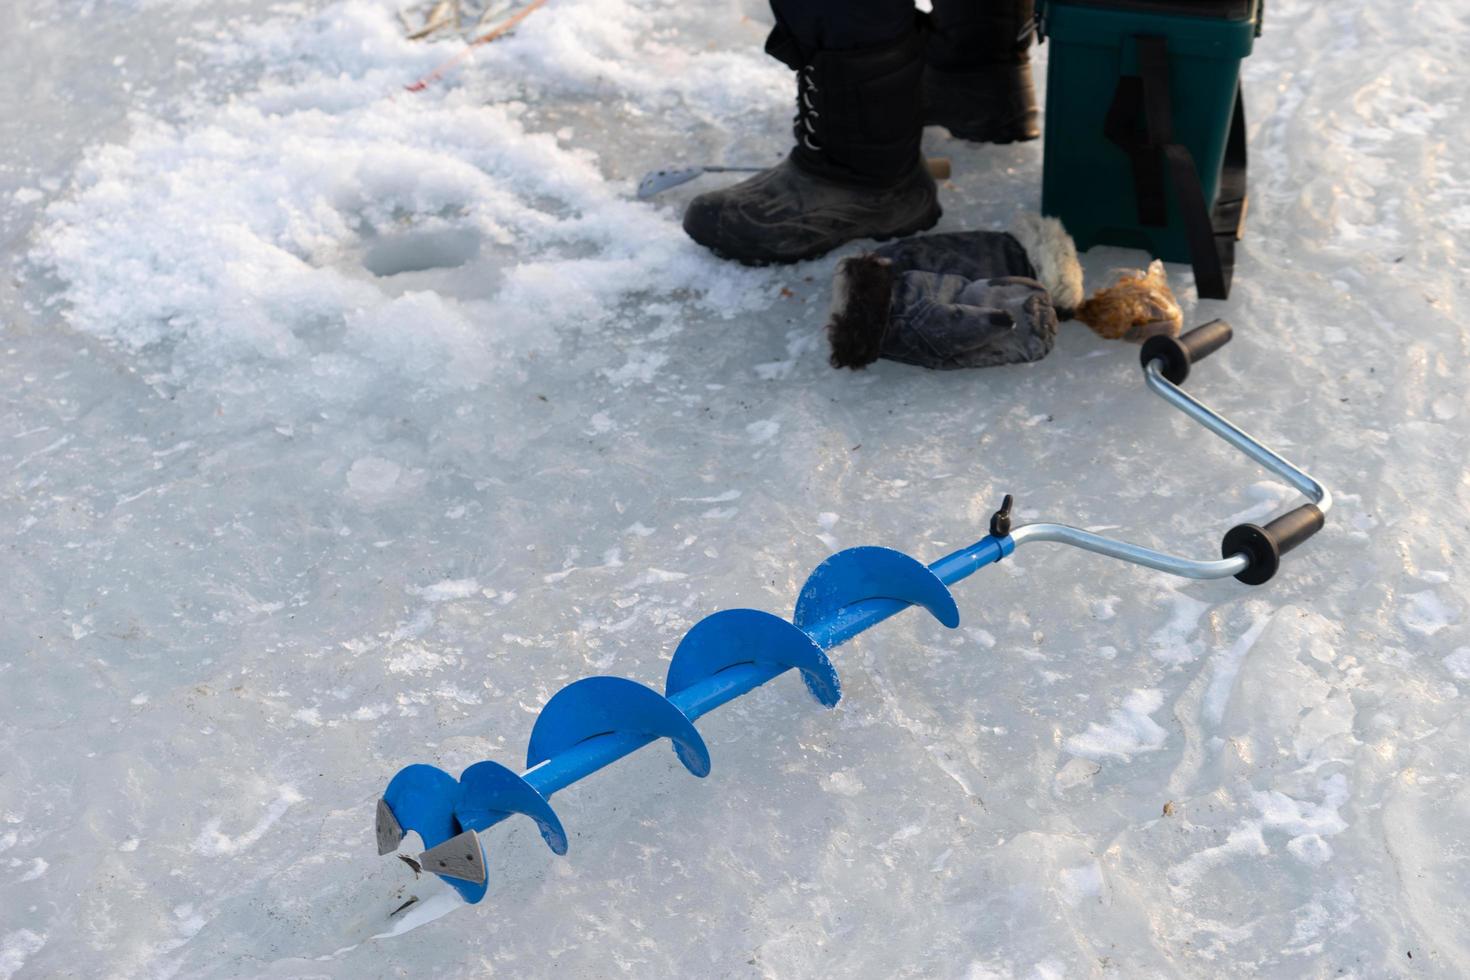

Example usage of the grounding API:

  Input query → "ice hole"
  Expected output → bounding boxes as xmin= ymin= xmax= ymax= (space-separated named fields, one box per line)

xmin=362 ymin=227 xmax=481 ymax=277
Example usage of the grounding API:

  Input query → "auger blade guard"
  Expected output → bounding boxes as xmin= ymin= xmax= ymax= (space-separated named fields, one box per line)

xmin=456 ymin=760 xmax=568 ymax=856
xmin=794 ymin=546 xmax=960 ymax=631
xmin=527 ymin=676 xmax=711 ymax=778
xmin=666 ymin=608 xmax=841 ymax=708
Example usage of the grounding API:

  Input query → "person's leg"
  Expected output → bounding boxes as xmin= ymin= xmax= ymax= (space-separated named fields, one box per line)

xmin=767 ymin=0 xmax=913 ymax=53
xmin=680 ymin=1 xmax=938 ymax=265
xmin=927 ymin=0 xmax=1035 ymax=69
xmin=922 ymin=0 xmax=1039 ymax=143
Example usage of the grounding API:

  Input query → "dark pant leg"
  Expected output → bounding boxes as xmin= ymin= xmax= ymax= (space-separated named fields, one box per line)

xmin=768 ymin=0 xmax=914 ymax=53
xmin=927 ymin=0 xmax=1035 ymax=69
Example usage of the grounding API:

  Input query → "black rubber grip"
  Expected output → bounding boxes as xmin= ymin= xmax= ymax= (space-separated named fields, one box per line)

xmin=1222 ymin=503 xmax=1325 ymax=585
xmin=1140 ymin=319 xmax=1234 ymax=385
xmin=1178 ymin=319 xmax=1234 ymax=363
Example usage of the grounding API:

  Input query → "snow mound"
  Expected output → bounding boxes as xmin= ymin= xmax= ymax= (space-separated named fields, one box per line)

xmin=32 ymin=0 xmax=783 ymax=404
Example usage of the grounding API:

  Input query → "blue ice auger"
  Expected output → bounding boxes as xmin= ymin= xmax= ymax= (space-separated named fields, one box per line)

xmin=375 ymin=321 xmax=1332 ymax=905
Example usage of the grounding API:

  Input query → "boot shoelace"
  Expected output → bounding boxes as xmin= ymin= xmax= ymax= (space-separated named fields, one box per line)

xmin=795 ymin=65 xmax=821 ymax=152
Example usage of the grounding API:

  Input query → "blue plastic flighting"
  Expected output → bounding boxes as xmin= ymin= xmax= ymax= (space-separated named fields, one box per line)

xmin=380 ymin=534 xmax=1015 ymax=904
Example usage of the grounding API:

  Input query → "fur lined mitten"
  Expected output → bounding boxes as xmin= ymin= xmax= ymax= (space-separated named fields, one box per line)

xmin=827 ymin=214 xmax=1083 ymax=371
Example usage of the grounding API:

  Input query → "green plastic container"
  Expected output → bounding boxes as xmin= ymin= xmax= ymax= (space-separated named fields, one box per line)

xmin=1038 ymin=0 xmax=1261 ymax=296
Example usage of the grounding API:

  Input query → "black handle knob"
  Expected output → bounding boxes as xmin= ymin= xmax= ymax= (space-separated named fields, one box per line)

xmin=1221 ymin=503 xmax=1326 ymax=585
xmin=1140 ymin=319 xmax=1235 ymax=385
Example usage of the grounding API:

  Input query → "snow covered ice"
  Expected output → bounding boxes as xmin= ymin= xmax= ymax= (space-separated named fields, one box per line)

xmin=2 ymin=0 xmax=1468 ymax=976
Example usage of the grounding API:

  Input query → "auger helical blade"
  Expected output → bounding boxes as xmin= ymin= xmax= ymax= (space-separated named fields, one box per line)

xmin=666 ymin=608 xmax=842 ymax=708
xmin=527 ymin=676 xmax=711 ymax=778
xmin=381 ymin=763 xmax=490 ymax=903
xmin=456 ymin=760 xmax=569 ymax=855
xmin=793 ymin=546 xmax=961 ymax=633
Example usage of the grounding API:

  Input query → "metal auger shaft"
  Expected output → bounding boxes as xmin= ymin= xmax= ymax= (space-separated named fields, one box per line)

xmin=376 ymin=320 xmax=1332 ymax=905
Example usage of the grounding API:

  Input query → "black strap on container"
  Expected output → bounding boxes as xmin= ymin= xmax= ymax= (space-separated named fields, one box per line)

xmin=1103 ymin=34 xmax=1248 ymax=300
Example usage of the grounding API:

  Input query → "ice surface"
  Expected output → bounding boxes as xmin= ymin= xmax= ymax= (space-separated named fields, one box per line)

xmin=2 ymin=0 xmax=1469 ymax=976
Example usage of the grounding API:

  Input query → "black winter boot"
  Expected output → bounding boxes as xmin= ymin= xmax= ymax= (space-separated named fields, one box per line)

xmin=922 ymin=0 xmax=1040 ymax=144
xmin=683 ymin=24 xmax=940 ymax=266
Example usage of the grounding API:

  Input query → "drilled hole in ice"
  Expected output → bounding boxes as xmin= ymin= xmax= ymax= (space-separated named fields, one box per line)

xmin=362 ymin=227 xmax=481 ymax=277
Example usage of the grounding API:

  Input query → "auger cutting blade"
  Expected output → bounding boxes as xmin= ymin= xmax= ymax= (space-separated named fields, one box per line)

xmin=376 ymin=798 xmax=405 ymax=856
xmin=419 ymin=830 xmax=488 ymax=885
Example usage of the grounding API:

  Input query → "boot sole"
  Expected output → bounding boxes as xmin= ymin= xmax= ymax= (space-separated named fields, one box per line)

xmin=710 ymin=201 xmax=944 ymax=268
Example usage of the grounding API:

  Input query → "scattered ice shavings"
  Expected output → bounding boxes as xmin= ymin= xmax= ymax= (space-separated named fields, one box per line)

xmin=1090 ymin=596 xmax=1119 ymax=621
xmin=292 ymin=707 xmax=323 ymax=727
xmin=626 ymin=568 xmax=687 ymax=587
xmin=343 ymin=291 xmax=491 ymax=389
xmin=1287 ymin=834 xmax=1334 ymax=866
xmin=964 ymin=627 xmax=996 ymax=649
xmin=409 ymin=578 xmax=481 ymax=602
xmin=1058 ymin=862 xmax=1104 ymax=907
xmin=118 ymin=838 xmax=139 ymax=852
xmin=192 ymin=785 xmax=302 ymax=856
xmin=1054 ymin=757 xmax=1100 ymax=791
xmin=1064 ymin=689 xmax=1169 ymax=762
xmin=345 ymin=456 xmax=420 ymax=508
xmin=17 ymin=859 xmax=47 ymax=883
xmin=33 ymin=0 xmax=779 ymax=415
xmin=821 ymin=771 xmax=865 ymax=797
xmin=679 ymin=489 xmax=741 ymax=503
xmin=388 ymin=607 xmax=435 ymax=645
xmin=1253 ymin=774 xmax=1350 ymax=843
xmin=12 ymin=188 xmax=43 ymax=204
xmin=386 ymin=643 xmax=456 ymax=675
xmin=173 ymin=904 xmax=208 ymax=940
xmin=601 ymin=351 xmax=669 ymax=386
xmin=889 ymin=824 xmax=922 ymax=843
xmin=1400 ymin=591 xmax=1455 ymax=636
xmin=0 ymin=930 xmax=46 ymax=980
xmin=1203 ymin=609 xmax=1272 ymax=726
xmin=816 ymin=511 xmax=839 ymax=549
xmin=746 ymin=419 xmax=780 ymax=444
xmin=1444 ymin=648 xmax=1470 ymax=681
xmin=1166 ymin=822 xmax=1269 ymax=890
xmin=588 ymin=412 xmax=615 ymax=434
xmin=1150 ymin=592 xmax=1212 ymax=664
xmin=130 ymin=692 xmax=150 ymax=706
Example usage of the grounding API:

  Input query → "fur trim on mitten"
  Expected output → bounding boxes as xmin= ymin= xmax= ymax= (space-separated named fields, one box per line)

xmin=826 ymin=253 xmax=897 ymax=369
xmin=1008 ymin=213 xmax=1083 ymax=315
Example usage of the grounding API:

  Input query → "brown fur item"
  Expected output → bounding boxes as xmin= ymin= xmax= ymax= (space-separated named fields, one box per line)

xmin=826 ymin=254 xmax=897 ymax=369
xmin=1073 ymin=260 xmax=1183 ymax=343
